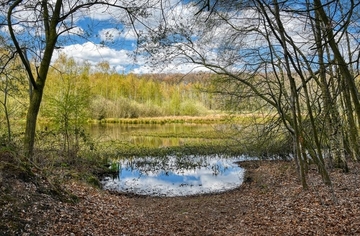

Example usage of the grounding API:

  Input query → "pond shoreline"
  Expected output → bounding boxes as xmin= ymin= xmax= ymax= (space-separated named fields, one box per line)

xmin=86 ymin=113 xmax=271 ymax=125
xmin=101 ymin=155 xmax=246 ymax=197
xmin=2 ymin=159 xmax=360 ymax=235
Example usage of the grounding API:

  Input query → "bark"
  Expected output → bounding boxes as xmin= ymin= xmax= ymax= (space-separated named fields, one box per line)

xmin=312 ymin=7 xmax=348 ymax=171
xmin=270 ymin=0 xmax=308 ymax=188
xmin=314 ymin=0 xmax=360 ymax=127
xmin=24 ymin=89 xmax=44 ymax=157
xmin=341 ymin=9 xmax=360 ymax=161
xmin=8 ymin=0 xmax=61 ymax=158
xmin=3 ymin=77 xmax=12 ymax=142
xmin=256 ymin=0 xmax=336 ymax=186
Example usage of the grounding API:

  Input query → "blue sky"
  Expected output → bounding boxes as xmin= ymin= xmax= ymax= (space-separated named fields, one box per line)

xmin=0 ymin=0 xmax=188 ymax=74
xmin=1 ymin=1 xmax=358 ymax=75
xmin=48 ymin=1 xmax=220 ymax=74
xmin=54 ymin=16 xmax=146 ymax=73
xmin=47 ymin=1 xmax=203 ymax=74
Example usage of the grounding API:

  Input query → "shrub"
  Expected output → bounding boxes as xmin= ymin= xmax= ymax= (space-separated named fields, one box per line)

xmin=179 ymin=100 xmax=209 ymax=116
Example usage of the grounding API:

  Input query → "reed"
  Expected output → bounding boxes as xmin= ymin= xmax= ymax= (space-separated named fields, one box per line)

xmin=87 ymin=115 xmax=237 ymax=125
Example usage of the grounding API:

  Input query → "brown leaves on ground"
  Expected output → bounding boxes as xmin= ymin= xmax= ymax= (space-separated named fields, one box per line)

xmin=2 ymin=159 xmax=360 ymax=235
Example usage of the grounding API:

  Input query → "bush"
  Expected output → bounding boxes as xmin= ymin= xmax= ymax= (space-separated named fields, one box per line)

xmin=91 ymin=96 xmax=211 ymax=118
xmin=137 ymin=102 xmax=164 ymax=117
xmin=90 ymin=96 xmax=109 ymax=120
xmin=179 ymin=100 xmax=209 ymax=116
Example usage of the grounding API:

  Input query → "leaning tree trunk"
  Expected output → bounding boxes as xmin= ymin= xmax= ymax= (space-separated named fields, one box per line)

xmin=314 ymin=0 xmax=360 ymax=126
xmin=272 ymin=0 xmax=309 ymax=188
xmin=24 ymin=87 xmax=44 ymax=158
xmin=8 ymin=0 xmax=62 ymax=159
xmin=313 ymin=9 xmax=348 ymax=171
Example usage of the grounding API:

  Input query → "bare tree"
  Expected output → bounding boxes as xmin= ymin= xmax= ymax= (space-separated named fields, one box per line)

xmin=1 ymin=0 xmax=154 ymax=159
xmin=141 ymin=0 xmax=360 ymax=187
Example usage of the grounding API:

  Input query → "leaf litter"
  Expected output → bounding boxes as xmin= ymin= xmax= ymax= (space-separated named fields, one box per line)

xmin=2 ymin=160 xmax=360 ymax=235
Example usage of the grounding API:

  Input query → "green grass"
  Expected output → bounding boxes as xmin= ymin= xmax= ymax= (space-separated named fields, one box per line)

xmin=86 ymin=113 xmax=288 ymax=160
xmin=88 ymin=115 xmax=229 ymax=125
xmin=110 ymin=143 xmax=245 ymax=159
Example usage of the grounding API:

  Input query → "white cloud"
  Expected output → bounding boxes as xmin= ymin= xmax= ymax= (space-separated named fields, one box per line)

xmin=52 ymin=42 xmax=136 ymax=72
xmin=99 ymin=28 xmax=122 ymax=42
xmin=52 ymin=41 xmax=210 ymax=74
xmin=8 ymin=1 xmax=349 ymax=75
xmin=102 ymin=155 xmax=245 ymax=197
xmin=0 ymin=24 xmax=25 ymax=35
xmin=120 ymin=28 xmax=138 ymax=40
xmin=99 ymin=27 xmax=138 ymax=42
xmin=133 ymin=62 xmax=209 ymax=74
xmin=58 ymin=25 xmax=84 ymax=36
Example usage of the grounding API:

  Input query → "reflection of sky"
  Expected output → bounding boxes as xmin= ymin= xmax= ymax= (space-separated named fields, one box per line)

xmin=102 ymin=155 xmax=246 ymax=197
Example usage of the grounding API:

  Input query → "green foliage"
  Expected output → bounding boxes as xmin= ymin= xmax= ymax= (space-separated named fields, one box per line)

xmin=0 ymin=48 xmax=28 ymax=142
xmin=31 ymin=126 xmax=117 ymax=188
xmin=87 ymin=70 xmax=222 ymax=118
xmin=33 ymin=56 xmax=265 ymax=120
xmin=29 ymin=62 xmax=230 ymax=120
xmin=90 ymin=97 xmax=164 ymax=119
xmin=179 ymin=100 xmax=209 ymax=116
xmin=89 ymin=96 xmax=108 ymax=120
xmin=42 ymin=54 xmax=91 ymax=157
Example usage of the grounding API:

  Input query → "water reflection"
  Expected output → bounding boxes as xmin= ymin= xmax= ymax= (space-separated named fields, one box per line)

xmin=102 ymin=155 xmax=245 ymax=197
xmin=87 ymin=123 xmax=217 ymax=147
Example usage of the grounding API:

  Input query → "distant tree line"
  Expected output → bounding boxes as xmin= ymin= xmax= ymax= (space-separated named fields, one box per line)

xmin=0 ymin=52 xmax=264 ymax=127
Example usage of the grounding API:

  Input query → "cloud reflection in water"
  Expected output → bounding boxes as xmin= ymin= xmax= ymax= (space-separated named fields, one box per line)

xmin=102 ymin=155 xmax=245 ymax=197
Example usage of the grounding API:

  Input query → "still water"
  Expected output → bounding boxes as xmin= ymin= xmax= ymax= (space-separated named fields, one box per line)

xmin=102 ymin=155 xmax=246 ymax=197
xmin=87 ymin=123 xmax=221 ymax=147
xmin=90 ymin=123 xmax=246 ymax=196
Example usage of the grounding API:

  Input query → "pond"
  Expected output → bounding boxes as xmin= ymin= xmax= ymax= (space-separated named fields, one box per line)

xmin=87 ymin=123 xmax=225 ymax=147
xmin=90 ymin=123 xmax=247 ymax=196
xmin=101 ymin=154 xmax=246 ymax=197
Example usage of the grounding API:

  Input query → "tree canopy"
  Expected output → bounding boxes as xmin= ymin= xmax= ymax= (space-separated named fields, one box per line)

xmin=139 ymin=0 xmax=360 ymax=187
xmin=1 ymin=0 xmax=360 ymax=188
xmin=0 ymin=0 xmax=157 ymax=157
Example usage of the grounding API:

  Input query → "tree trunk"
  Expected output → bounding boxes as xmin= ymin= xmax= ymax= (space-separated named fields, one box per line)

xmin=314 ymin=0 xmax=360 ymax=126
xmin=24 ymin=87 xmax=44 ymax=159
xmin=3 ymin=77 xmax=12 ymax=143
xmin=312 ymin=8 xmax=348 ymax=171
xmin=8 ymin=0 xmax=62 ymax=159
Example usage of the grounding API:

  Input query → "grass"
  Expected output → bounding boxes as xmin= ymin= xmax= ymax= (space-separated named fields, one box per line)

xmin=0 ymin=113 xmax=290 ymax=234
xmin=4 ymin=113 xmax=289 ymax=185
xmin=86 ymin=112 xmax=278 ymax=127
xmin=86 ymin=113 xmax=289 ymax=161
xmin=111 ymin=143 xmax=241 ymax=159
xmin=88 ymin=114 xmax=233 ymax=125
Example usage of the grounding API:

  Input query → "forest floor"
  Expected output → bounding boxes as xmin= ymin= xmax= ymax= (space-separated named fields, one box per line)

xmin=2 ymin=154 xmax=360 ymax=235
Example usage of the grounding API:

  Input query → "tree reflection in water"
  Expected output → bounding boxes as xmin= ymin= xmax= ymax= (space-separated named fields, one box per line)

xmin=102 ymin=155 xmax=246 ymax=197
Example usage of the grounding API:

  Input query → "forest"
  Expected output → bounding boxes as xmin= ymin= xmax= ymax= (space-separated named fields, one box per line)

xmin=43 ymin=55 xmax=219 ymax=121
xmin=1 ymin=0 xmax=360 ymax=235
xmin=1 ymin=53 xmax=220 ymax=123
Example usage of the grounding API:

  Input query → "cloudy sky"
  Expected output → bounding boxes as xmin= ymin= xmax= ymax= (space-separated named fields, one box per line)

xmin=0 ymin=0 xmax=201 ymax=74
xmin=50 ymin=1 xmax=201 ymax=74
xmin=48 ymin=1 xmax=321 ymax=75
xmin=2 ymin=1 xmax=357 ymax=75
